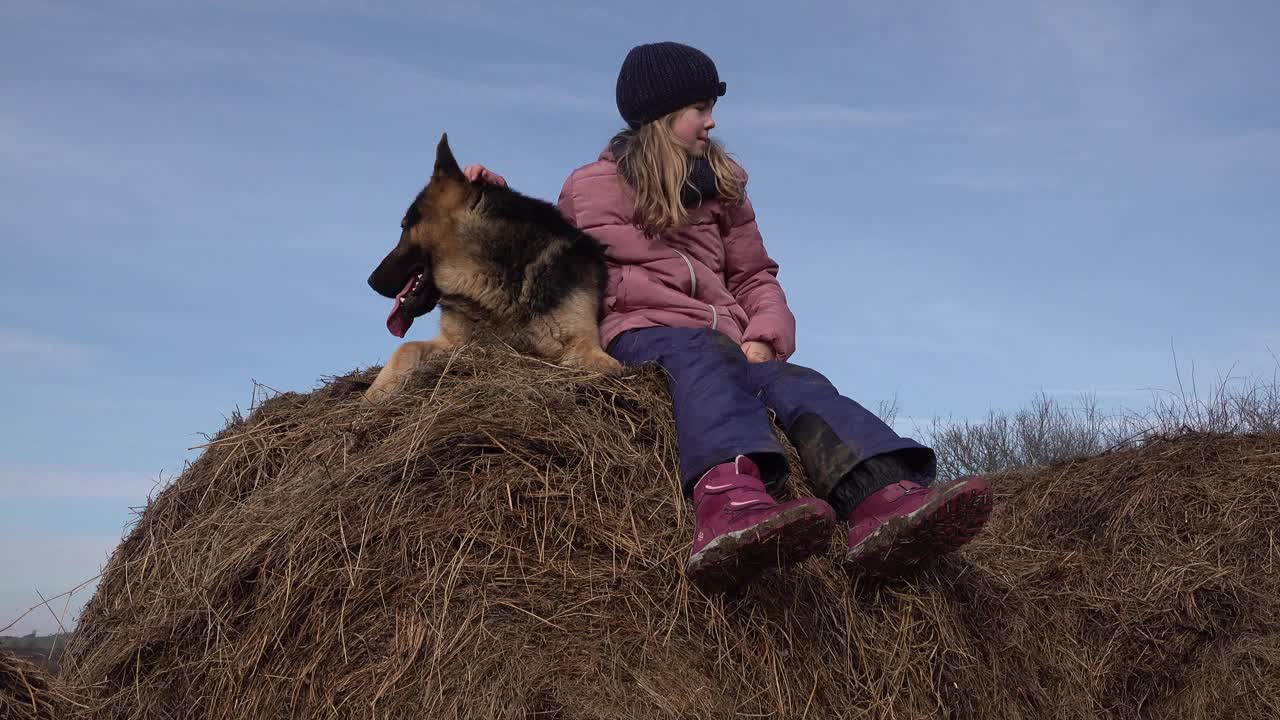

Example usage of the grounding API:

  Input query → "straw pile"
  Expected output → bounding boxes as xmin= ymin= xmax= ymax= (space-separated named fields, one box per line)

xmin=1 ymin=649 xmax=76 ymax=720
xmin=59 ymin=347 xmax=1280 ymax=719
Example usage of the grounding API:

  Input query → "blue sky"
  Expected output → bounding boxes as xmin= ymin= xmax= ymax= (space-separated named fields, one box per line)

xmin=2 ymin=0 xmax=1276 ymax=633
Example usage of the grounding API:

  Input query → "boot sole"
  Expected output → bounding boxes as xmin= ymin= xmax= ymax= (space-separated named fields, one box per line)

xmin=687 ymin=503 xmax=836 ymax=595
xmin=845 ymin=480 xmax=993 ymax=577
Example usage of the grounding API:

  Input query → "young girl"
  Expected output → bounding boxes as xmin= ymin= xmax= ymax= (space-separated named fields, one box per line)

xmin=464 ymin=42 xmax=993 ymax=594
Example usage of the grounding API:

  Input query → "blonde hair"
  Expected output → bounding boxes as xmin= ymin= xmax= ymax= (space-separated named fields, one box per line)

xmin=611 ymin=109 xmax=745 ymax=235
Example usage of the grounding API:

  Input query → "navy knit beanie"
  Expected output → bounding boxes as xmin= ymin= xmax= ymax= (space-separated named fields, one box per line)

xmin=615 ymin=42 xmax=727 ymax=129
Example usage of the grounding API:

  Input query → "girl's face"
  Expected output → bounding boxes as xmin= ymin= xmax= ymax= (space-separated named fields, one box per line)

xmin=670 ymin=100 xmax=716 ymax=157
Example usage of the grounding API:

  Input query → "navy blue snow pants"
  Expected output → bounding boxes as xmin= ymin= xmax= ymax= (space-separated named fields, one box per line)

xmin=609 ymin=326 xmax=937 ymax=497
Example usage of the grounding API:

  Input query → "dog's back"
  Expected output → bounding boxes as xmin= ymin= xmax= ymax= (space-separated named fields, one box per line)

xmin=473 ymin=186 xmax=608 ymax=318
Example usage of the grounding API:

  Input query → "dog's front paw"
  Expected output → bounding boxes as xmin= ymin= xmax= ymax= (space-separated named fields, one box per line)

xmin=565 ymin=351 xmax=623 ymax=376
xmin=589 ymin=355 xmax=624 ymax=376
xmin=362 ymin=385 xmax=394 ymax=405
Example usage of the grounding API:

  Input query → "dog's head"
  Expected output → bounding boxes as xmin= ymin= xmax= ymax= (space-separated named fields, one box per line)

xmin=369 ymin=133 xmax=473 ymax=337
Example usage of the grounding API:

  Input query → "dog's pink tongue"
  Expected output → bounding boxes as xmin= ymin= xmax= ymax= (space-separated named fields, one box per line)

xmin=385 ymin=276 xmax=418 ymax=338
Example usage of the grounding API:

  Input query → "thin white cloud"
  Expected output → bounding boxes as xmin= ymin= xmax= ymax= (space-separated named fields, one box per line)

xmin=922 ymin=170 xmax=1048 ymax=191
xmin=738 ymin=102 xmax=916 ymax=129
xmin=0 ymin=330 xmax=102 ymax=366
xmin=1169 ymin=128 xmax=1280 ymax=172
xmin=1035 ymin=3 xmax=1142 ymax=78
xmin=0 ymin=113 xmax=129 ymax=184
xmin=0 ymin=0 xmax=81 ymax=30
xmin=0 ymin=466 xmax=167 ymax=500
xmin=2 ymin=3 xmax=610 ymax=124
xmin=96 ymin=0 xmax=627 ymax=48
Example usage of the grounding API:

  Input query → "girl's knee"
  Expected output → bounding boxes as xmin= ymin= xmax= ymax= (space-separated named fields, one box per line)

xmin=774 ymin=362 xmax=838 ymax=392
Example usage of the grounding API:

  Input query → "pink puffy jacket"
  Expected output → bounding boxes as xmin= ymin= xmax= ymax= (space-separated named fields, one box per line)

xmin=557 ymin=148 xmax=797 ymax=359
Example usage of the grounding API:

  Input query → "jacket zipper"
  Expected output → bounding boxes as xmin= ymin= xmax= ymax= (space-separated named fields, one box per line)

xmin=671 ymin=248 xmax=718 ymax=331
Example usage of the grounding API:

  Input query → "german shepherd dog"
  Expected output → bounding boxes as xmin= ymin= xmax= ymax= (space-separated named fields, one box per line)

xmin=364 ymin=134 xmax=621 ymax=403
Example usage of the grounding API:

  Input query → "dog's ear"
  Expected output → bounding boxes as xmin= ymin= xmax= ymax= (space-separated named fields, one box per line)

xmin=433 ymin=133 xmax=465 ymax=184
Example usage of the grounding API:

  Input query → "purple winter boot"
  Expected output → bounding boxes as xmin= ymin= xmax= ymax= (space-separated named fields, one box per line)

xmin=844 ymin=476 xmax=992 ymax=576
xmin=686 ymin=455 xmax=836 ymax=594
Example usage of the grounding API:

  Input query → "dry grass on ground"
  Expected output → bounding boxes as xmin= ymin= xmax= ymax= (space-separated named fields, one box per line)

xmin=7 ymin=347 xmax=1273 ymax=719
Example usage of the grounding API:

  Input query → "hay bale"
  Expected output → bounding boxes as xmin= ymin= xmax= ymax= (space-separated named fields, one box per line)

xmin=1 ymin=649 xmax=76 ymax=720
xmin=59 ymin=348 xmax=1280 ymax=719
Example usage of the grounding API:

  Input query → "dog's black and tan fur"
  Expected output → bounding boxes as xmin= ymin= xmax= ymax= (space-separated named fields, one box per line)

xmin=365 ymin=133 xmax=620 ymax=402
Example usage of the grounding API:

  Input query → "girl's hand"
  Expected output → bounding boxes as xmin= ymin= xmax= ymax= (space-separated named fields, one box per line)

xmin=741 ymin=341 xmax=776 ymax=363
xmin=462 ymin=164 xmax=507 ymax=187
